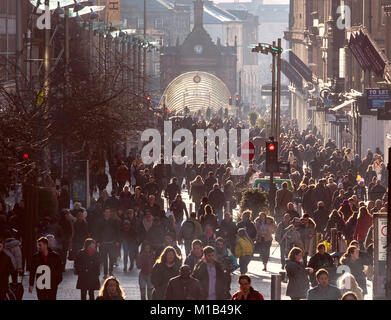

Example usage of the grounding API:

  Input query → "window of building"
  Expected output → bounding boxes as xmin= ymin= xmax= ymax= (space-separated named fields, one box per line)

xmin=154 ymin=18 xmax=163 ymax=29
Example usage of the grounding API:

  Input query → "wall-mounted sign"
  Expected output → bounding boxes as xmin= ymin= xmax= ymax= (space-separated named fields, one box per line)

xmin=367 ymin=88 xmax=391 ymax=109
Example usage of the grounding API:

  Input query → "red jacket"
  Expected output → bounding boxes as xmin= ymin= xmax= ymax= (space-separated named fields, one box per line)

xmin=354 ymin=214 xmax=373 ymax=242
xmin=231 ymin=287 xmax=264 ymax=300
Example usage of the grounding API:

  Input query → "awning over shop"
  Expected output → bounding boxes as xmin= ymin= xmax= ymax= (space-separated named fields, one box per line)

xmin=331 ymin=99 xmax=356 ymax=112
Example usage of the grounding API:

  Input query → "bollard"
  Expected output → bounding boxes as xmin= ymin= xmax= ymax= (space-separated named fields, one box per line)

xmin=189 ymin=203 xmax=193 ymax=215
xmin=271 ymin=274 xmax=282 ymax=300
xmin=226 ymin=201 xmax=230 ymax=213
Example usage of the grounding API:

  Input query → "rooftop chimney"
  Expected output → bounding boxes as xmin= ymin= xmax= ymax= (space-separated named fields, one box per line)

xmin=194 ymin=0 xmax=204 ymax=28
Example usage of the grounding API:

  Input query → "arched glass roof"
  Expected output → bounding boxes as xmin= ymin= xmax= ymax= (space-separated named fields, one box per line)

xmin=160 ymin=71 xmax=233 ymax=114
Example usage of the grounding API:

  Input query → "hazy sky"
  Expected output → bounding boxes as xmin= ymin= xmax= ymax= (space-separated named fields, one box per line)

xmin=214 ymin=0 xmax=289 ymax=4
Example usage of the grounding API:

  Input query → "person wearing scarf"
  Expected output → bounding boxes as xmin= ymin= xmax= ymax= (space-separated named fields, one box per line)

xmin=74 ymin=238 xmax=101 ymax=300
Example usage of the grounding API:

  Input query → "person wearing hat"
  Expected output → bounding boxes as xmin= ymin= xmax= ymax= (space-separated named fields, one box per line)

xmin=165 ymin=265 xmax=202 ymax=300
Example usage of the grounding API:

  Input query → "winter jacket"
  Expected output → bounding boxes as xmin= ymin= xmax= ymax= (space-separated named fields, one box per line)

xmin=74 ymin=249 xmax=100 ymax=290
xmin=208 ymin=189 xmax=226 ymax=212
xmin=307 ymin=284 xmax=342 ymax=300
xmin=151 ymin=261 xmax=181 ymax=300
xmin=234 ymin=237 xmax=253 ymax=258
xmin=96 ymin=218 xmax=120 ymax=244
xmin=136 ymin=251 xmax=155 ymax=276
xmin=231 ymin=287 xmax=264 ymax=300
xmin=285 ymin=260 xmax=310 ymax=298
xmin=29 ymin=249 xmax=63 ymax=289
xmin=236 ymin=220 xmax=257 ymax=241
xmin=190 ymin=181 xmax=206 ymax=205
xmin=0 ymin=251 xmax=14 ymax=290
xmin=165 ymin=275 xmax=202 ymax=300
xmin=116 ymin=165 xmax=130 ymax=183
xmin=255 ymin=221 xmax=276 ymax=242
xmin=340 ymin=257 xmax=367 ymax=295
xmin=192 ymin=260 xmax=228 ymax=300
xmin=165 ymin=183 xmax=181 ymax=201
xmin=275 ymin=189 xmax=293 ymax=215
xmin=3 ymin=238 xmax=22 ymax=270
xmin=310 ymin=208 xmax=329 ymax=234
xmin=185 ymin=253 xmax=203 ymax=272
xmin=354 ymin=214 xmax=373 ymax=242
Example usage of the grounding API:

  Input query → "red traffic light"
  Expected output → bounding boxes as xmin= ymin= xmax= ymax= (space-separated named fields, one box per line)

xmin=268 ymin=144 xmax=275 ymax=151
xmin=146 ymin=96 xmax=151 ymax=101
xmin=23 ymin=153 xmax=29 ymax=159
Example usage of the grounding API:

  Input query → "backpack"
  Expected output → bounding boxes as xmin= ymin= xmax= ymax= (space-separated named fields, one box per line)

xmin=181 ymin=220 xmax=195 ymax=240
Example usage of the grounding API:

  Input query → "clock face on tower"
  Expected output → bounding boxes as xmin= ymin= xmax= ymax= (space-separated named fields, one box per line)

xmin=194 ymin=45 xmax=203 ymax=54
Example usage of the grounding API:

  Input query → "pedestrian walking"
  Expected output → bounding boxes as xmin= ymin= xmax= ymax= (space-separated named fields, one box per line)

xmin=231 ymin=275 xmax=264 ymax=300
xmin=234 ymin=228 xmax=254 ymax=275
xmin=29 ymin=237 xmax=63 ymax=300
xmin=96 ymin=276 xmax=125 ymax=300
xmin=306 ymin=269 xmax=341 ymax=300
xmin=151 ymin=246 xmax=181 ymax=300
xmin=165 ymin=265 xmax=202 ymax=300
xmin=285 ymin=247 xmax=313 ymax=300
xmin=136 ymin=242 xmax=155 ymax=300
xmin=74 ymin=238 xmax=100 ymax=300
xmin=254 ymin=213 xmax=276 ymax=272
xmin=0 ymin=238 xmax=14 ymax=300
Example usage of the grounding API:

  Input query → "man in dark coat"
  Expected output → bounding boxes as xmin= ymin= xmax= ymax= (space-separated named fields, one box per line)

xmin=29 ymin=237 xmax=63 ymax=300
xmin=275 ymin=182 xmax=293 ymax=224
xmin=96 ymin=208 xmax=120 ymax=278
xmin=208 ymin=184 xmax=226 ymax=222
xmin=104 ymin=191 xmax=120 ymax=211
xmin=144 ymin=176 xmax=160 ymax=199
xmin=0 ymin=239 xmax=14 ymax=300
xmin=204 ymin=172 xmax=217 ymax=195
xmin=310 ymin=201 xmax=330 ymax=236
xmin=217 ymin=212 xmax=237 ymax=250
xmin=164 ymin=177 xmax=181 ymax=206
xmin=165 ymin=265 xmax=202 ymax=300
xmin=192 ymin=246 xmax=229 ymax=300
xmin=369 ymin=180 xmax=386 ymax=201
xmin=236 ymin=210 xmax=257 ymax=241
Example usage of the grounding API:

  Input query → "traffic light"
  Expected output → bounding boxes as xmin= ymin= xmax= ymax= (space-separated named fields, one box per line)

xmin=146 ymin=95 xmax=151 ymax=105
xmin=229 ymin=96 xmax=233 ymax=105
xmin=235 ymin=96 xmax=240 ymax=106
xmin=265 ymin=140 xmax=278 ymax=173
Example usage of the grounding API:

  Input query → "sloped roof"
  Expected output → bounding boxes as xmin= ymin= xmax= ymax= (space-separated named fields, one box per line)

xmin=122 ymin=0 xmax=174 ymax=12
xmin=203 ymin=2 xmax=241 ymax=24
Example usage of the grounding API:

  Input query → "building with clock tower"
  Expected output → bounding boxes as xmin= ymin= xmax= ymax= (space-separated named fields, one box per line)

xmin=160 ymin=0 xmax=237 ymax=96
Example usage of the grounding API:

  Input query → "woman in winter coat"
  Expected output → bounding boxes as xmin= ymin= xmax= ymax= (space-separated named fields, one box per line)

xmin=285 ymin=247 xmax=313 ymax=300
xmin=74 ymin=238 xmax=100 ymax=300
xmin=254 ymin=213 xmax=276 ymax=272
xmin=136 ymin=242 xmax=156 ymax=300
xmin=96 ymin=276 xmax=125 ymax=300
xmin=339 ymin=245 xmax=367 ymax=295
xmin=190 ymin=176 xmax=206 ymax=211
xmin=353 ymin=206 xmax=373 ymax=247
xmin=234 ymin=228 xmax=254 ymax=274
xmin=151 ymin=246 xmax=181 ymax=300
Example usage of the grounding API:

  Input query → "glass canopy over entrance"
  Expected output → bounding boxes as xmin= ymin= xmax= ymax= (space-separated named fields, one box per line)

xmin=160 ymin=71 xmax=232 ymax=115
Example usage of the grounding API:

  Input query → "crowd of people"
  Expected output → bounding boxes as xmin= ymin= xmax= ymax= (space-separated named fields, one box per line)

xmin=0 ymin=114 xmax=388 ymax=301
